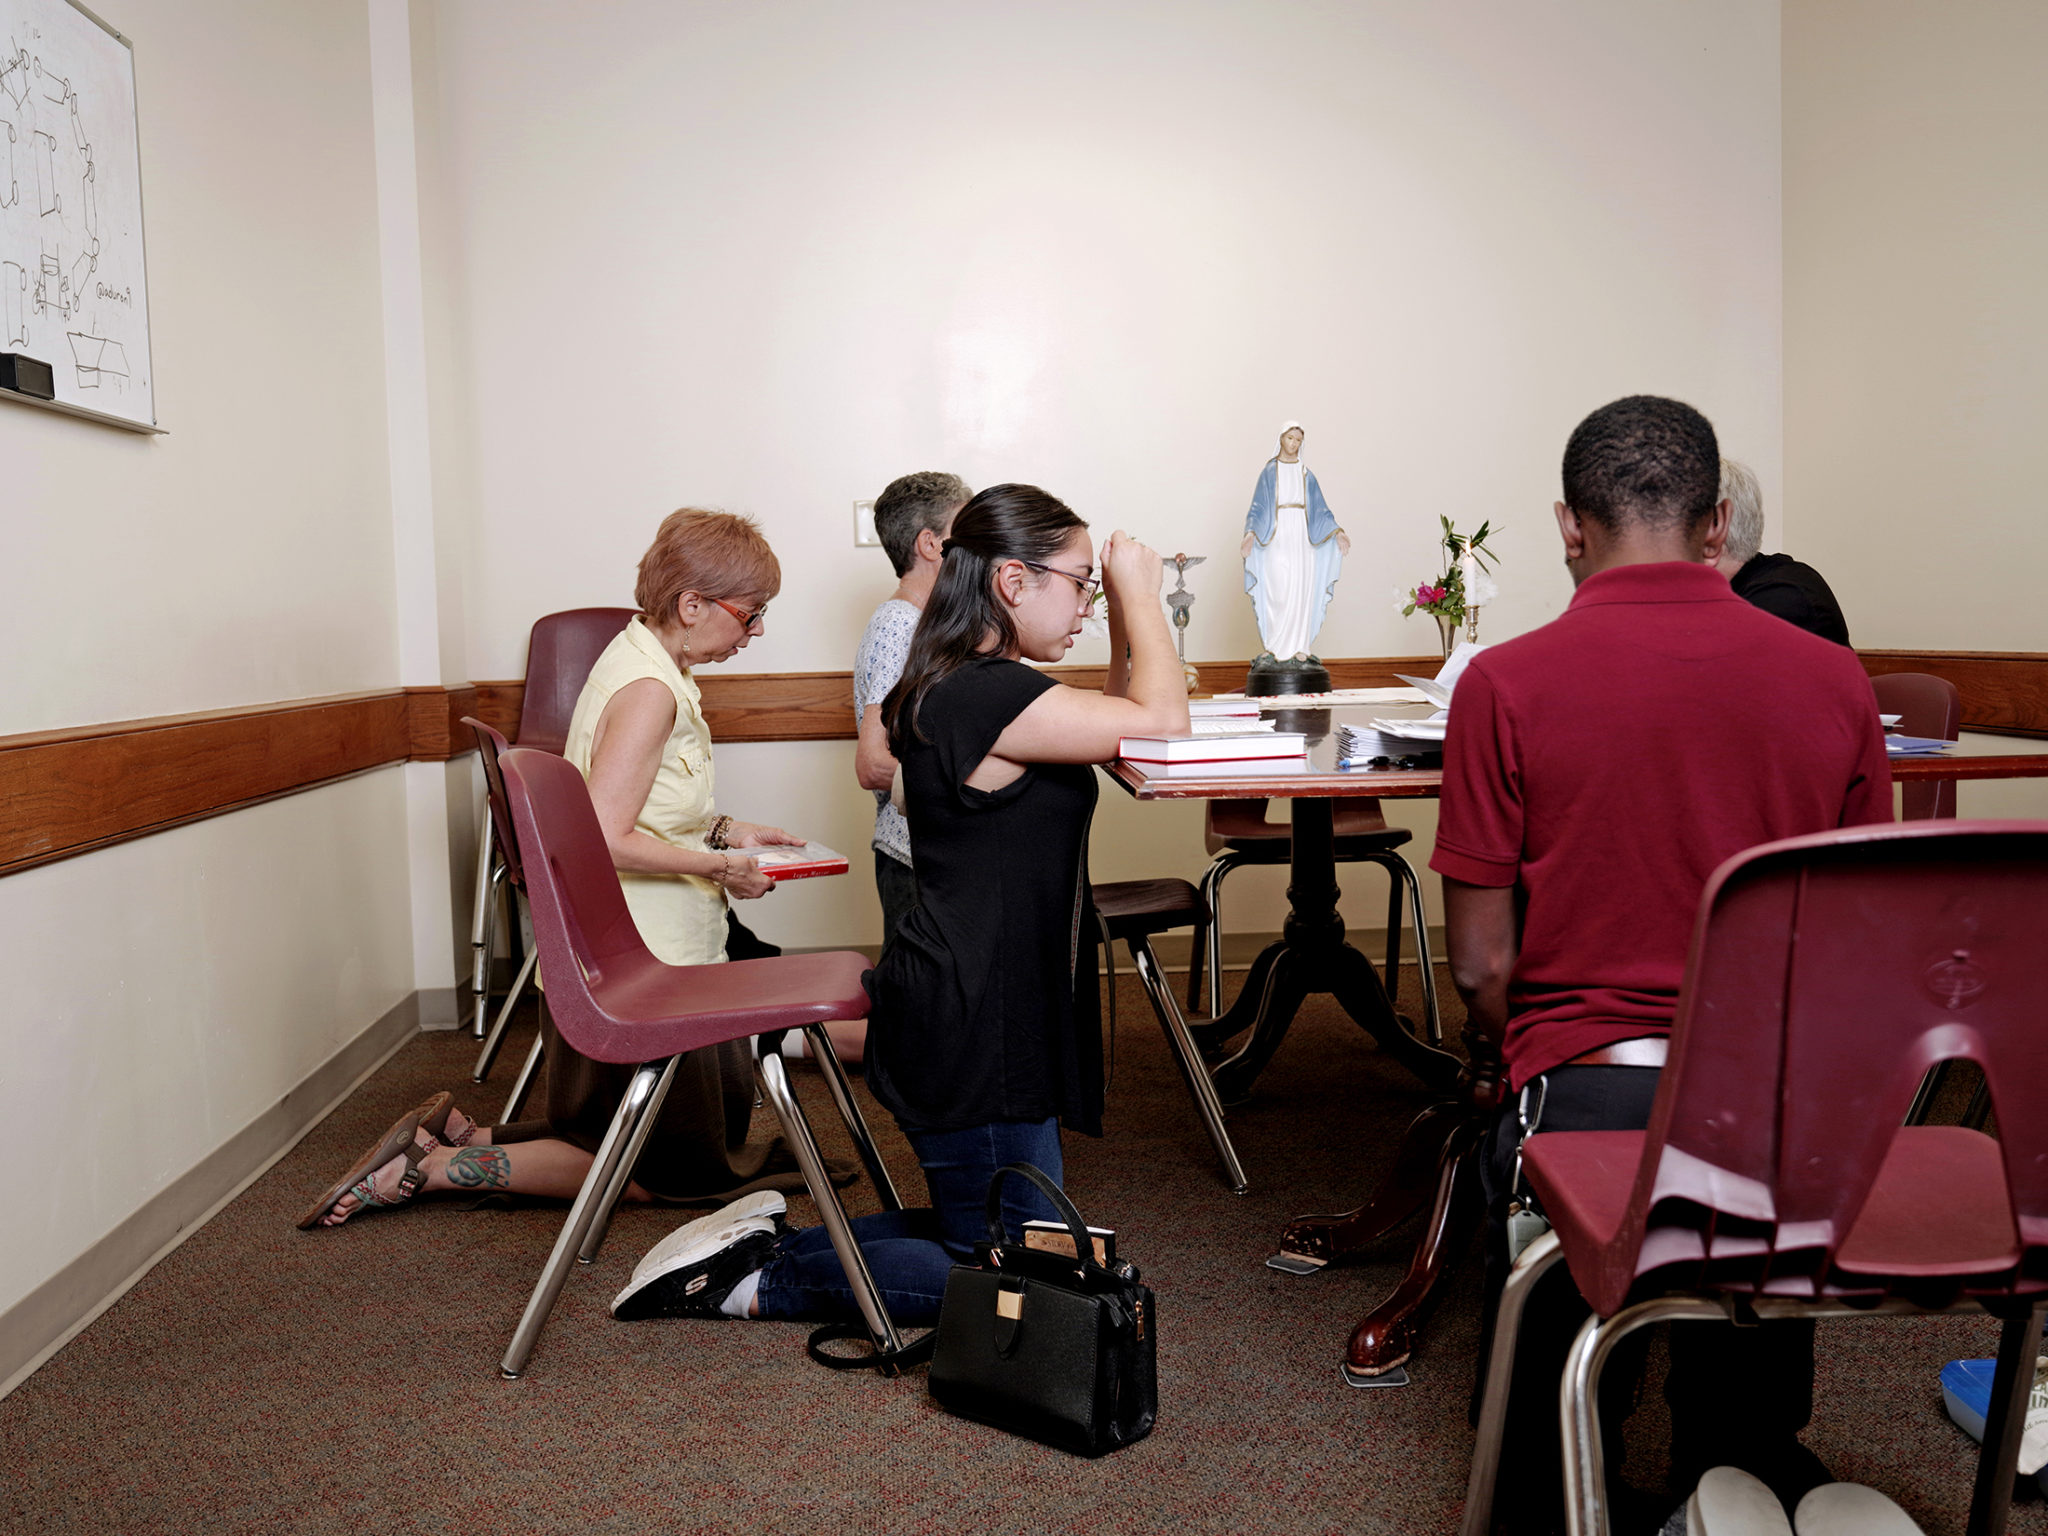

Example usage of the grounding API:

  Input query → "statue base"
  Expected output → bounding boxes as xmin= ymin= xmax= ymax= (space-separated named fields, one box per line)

xmin=1246 ymin=655 xmax=1331 ymax=697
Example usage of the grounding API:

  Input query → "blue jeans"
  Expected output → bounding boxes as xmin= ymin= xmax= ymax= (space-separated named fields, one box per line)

xmin=753 ymin=1116 xmax=1063 ymax=1325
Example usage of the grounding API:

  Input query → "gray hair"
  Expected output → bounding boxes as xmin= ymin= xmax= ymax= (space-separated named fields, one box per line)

xmin=874 ymin=471 xmax=971 ymax=577
xmin=1719 ymin=457 xmax=1765 ymax=566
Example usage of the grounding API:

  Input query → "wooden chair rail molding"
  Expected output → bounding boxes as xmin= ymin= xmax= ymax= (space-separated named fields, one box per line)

xmin=3 ymin=651 xmax=2042 ymax=878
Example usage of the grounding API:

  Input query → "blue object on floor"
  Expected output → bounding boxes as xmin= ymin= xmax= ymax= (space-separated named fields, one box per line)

xmin=1940 ymin=1358 xmax=2048 ymax=1496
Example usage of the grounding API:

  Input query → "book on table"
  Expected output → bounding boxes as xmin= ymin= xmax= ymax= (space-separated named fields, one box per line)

xmin=1188 ymin=697 xmax=1263 ymax=718
xmin=747 ymin=841 xmax=851 ymax=880
xmin=1118 ymin=731 xmax=1309 ymax=764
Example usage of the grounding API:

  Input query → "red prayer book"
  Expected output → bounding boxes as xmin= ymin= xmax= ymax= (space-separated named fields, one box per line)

xmin=747 ymin=841 xmax=851 ymax=881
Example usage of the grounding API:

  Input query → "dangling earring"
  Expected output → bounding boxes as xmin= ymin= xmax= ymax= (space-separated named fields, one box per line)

xmin=680 ymin=628 xmax=693 ymax=660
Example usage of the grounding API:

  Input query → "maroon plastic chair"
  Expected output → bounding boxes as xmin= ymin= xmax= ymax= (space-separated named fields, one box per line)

xmin=1873 ymin=671 xmax=1963 ymax=820
xmin=513 ymin=607 xmax=639 ymax=754
xmin=1191 ymin=799 xmax=1440 ymax=1042
xmin=1460 ymin=820 xmax=2048 ymax=1536
xmin=469 ymin=608 xmax=638 ymax=1042
xmin=462 ymin=718 xmax=546 ymax=1121
xmin=494 ymin=746 xmax=902 ymax=1378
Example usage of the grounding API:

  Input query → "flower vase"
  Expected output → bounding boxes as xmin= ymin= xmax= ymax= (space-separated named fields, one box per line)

xmin=1433 ymin=614 xmax=1458 ymax=659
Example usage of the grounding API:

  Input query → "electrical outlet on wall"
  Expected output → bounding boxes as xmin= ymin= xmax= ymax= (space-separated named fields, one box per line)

xmin=854 ymin=500 xmax=881 ymax=547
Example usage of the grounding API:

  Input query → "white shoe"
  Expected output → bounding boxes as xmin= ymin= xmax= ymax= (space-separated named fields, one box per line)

xmin=1685 ymin=1467 xmax=1793 ymax=1535
xmin=1793 ymin=1484 xmax=1925 ymax=1535
xmin=609 ymin=1190 xmax=787 ymax=1318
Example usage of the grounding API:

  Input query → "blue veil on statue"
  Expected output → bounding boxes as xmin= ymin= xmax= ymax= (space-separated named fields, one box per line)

xmin=1242 ymin=421 xmax=1345 ymax=666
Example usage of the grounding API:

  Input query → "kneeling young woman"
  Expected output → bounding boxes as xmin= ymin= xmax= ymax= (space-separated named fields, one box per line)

xmin=613 ymin=483 xmax=1188 ymax=1325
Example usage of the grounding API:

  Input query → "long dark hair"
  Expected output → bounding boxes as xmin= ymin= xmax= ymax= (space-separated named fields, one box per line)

xmin=882 ymin=483 xmax=1087 ymax=752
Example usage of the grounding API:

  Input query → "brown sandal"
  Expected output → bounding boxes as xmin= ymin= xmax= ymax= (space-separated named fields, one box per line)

xmin=414 ymin=1090 xmax=479 ymax=1149
xmin=296 ymin=1104 xmax=439 ymax=1230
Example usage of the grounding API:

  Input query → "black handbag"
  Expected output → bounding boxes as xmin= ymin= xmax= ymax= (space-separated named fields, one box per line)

xmin=926 ymin=1163 xmax=1157 ymax=1456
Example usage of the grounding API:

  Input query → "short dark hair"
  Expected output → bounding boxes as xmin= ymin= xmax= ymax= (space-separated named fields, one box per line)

xmin=874 ymin=471 xmax=971 ymax=576
xmin=1560 ymin=396 xmax=1721 ymax=531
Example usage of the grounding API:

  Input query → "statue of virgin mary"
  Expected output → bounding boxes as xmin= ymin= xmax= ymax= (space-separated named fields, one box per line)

xmin=1240 ymin=421 xmax=1350 ymax=663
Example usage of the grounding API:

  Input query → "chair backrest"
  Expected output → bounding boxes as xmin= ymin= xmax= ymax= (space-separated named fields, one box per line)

xmin=496 ymin=746 xmax=667 ymax=1062
xmin=463 ymin=716 xmax=525 ymax=893
xmin=515 ymin=607 xmax=638 ymax=754
xmin=1608 ymin=820 xmax=2048 ymax=1313
xmin=1872 ymin=671 xmax=1962 ymax=820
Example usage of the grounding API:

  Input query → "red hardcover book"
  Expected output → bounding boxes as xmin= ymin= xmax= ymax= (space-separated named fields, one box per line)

xmin=747 ymin=841 xmax=851 ymax=881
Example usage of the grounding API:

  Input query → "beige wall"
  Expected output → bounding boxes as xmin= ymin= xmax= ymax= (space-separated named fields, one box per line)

xmin=1785 ymin=0 xmax=2047 ymax=651
xmin=0 ymin=2 xmax=419 ymax=1322
xmin=424 ymin=0 xmax=1784 ymax=949
xmin=1784 ymin=0 xmax=2048 ymax=820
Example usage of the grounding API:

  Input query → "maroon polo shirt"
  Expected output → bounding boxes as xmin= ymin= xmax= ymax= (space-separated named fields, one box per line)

xmin=1431 ymin=561 xmax=1892 ymax=1089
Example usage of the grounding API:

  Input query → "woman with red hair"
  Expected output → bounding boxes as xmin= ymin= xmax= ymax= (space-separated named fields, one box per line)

xmin=300 ymin=510 xmax=824 ymax=1228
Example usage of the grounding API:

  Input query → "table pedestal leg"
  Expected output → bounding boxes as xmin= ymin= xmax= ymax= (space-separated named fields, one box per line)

xmin=1273 ymin=1031 xmax=1506 ymax=1384
xmin=1196 ymin=798 xmax=1462 ymax=1103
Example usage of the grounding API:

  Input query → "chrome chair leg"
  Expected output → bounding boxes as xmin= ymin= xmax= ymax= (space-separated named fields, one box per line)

xmin=1129 ymin=936 xmax=1249 ymax=1194
xmin=472 ymin=862 xmax=509 ymax=1040
xmin=756 ymin=1052 xmax=906 ymax=1363
xmin=500 ymin=1029 xmax=545 ymax=1124
xmin=1393 ymin=852 xmax=1442 ymax=1044
xmin=579 ymin=1054 xmax=685 ymax=1264
xmin=472 ymin=945 xmax=537 ymax=1083
xmin=1458 ymin=1231 xmax=1566 ymax=1536
xmin=1199 ymin=851 xmax=1251 ymax=1019
xmin=1560 ymin=1296 xmax=1724 ymax=1536
xmin=469 ymin=805 xmax=495 ymax=1028
xmin=803 ymin=1022 xmax=904 ymax=1210
xmin=1098 ymin=915 xmax=1119 ymax=1049
xmin=501 ymin=1056 xmax=676 ymax=1378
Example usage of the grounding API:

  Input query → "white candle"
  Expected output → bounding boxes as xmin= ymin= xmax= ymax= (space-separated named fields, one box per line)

xmin=1460 ymin=549 xmax=1477 ymax=605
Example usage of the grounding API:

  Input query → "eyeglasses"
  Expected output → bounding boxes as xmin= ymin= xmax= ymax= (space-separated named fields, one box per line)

xmin=1020 ymin=560 xmax=1101 ymax=607
xmin=710 ymin=597 xmax=769 ymax=631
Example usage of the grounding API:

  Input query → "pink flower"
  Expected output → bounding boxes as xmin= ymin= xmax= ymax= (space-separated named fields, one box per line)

xmin=1414 ymin=583 xmax=1447 ymax=605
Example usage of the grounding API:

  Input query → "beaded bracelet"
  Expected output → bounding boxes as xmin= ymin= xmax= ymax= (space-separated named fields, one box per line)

xmin=706 ymin=813 xmax=735 ymax=849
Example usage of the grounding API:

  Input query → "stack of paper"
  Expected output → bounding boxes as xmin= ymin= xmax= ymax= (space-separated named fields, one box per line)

xmin=1206 ymin=686 xmax=1432 ymax=707
xmin=1884 ymin=734 xmax=1955 ymax=757
xmin=1337 ymin=713 xmax=1447 ymax=766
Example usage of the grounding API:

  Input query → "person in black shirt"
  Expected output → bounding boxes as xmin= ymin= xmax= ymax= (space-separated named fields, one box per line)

xmin=1714 ymin=457 xmax=1852 ymax=645
xmin=613 ymin=484 xmax=1190 ymax=1328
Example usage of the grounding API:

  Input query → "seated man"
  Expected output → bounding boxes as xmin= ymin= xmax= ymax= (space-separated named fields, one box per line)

xmin=853 ymin=471 xmax=970 ymax=944
xmin=1434 ymin=397 xmax=1891 ymax=1533
xmin=1714 ymin=456 xmax=1852 ymax=645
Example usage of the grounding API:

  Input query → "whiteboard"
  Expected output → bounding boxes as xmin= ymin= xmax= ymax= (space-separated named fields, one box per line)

xmin=0 ymin=0 xmax=153 ymax=429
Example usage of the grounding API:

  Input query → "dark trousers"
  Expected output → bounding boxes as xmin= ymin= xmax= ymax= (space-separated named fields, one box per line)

xmin=874 ymin=850 xmax=918 ymax=950
xmin=753 ymin=1115 xmax=1063 ymax=1325
xmin=1478 ymin=1065 xmax=1817 ymax=1533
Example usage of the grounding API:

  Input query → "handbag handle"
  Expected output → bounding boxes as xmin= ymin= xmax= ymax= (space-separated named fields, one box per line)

xmin=983 ymin=1162 xmax=1102 ymax=1275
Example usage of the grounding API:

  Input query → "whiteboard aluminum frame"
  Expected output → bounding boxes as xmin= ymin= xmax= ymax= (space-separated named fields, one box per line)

xmin=0 ymin=0 xmax=165 ymax=434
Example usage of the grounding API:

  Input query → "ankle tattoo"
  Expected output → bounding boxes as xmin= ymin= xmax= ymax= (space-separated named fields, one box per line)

xmin=445 ymin=1146 xmax=511 ymax=1189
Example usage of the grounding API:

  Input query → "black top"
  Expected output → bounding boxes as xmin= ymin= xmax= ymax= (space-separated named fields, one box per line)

xmin=1729 ymin=553 xmax=1852 ymax=647
xmin=865 ymin=658 xmax=1104 ymax=1136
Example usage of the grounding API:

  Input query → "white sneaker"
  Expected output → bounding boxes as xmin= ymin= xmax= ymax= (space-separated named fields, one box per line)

xmin=609 ymin=1190 xmax=787 ymax=1319
xmin=1793 ymin=1484 xmax=1926 ymax=1535
xmin=1685 ymin=1467 xmax=1793 ymax=1535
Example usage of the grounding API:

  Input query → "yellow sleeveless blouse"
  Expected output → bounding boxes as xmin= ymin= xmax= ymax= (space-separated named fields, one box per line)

xmin=562 ymin=616 xmax=727 ymax=967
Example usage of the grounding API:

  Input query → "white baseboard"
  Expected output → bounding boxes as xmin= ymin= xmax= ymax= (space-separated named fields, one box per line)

xmin=0 ymin=992 xmax=427 ymax=1400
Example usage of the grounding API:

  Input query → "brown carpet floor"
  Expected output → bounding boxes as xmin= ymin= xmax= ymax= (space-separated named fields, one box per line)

xmin=1 ymin=968 xmax=2038 ymax=1536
